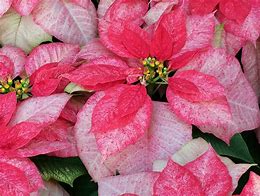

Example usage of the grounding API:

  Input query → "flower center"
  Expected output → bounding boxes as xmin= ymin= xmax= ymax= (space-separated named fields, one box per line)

xmin=139 ymin=57 xmax=168 ymax=85
xmin=0 ymin=77 xmax=31 ymax=100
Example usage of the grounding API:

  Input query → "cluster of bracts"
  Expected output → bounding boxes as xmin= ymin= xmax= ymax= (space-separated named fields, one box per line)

xmin=0 ymin=0 xmax=259 ymax=195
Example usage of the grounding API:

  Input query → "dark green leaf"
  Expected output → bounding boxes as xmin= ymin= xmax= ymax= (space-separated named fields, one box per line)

xmin=193 ymin=128 xmax=255 ymax=163
xmin=72 ymin=174 xmax=98 ymax=196
xmin=31 ymin=156 xmax=87 ymax=186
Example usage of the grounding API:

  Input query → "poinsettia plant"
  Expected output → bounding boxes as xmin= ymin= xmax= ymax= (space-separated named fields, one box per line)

xmin=0 ymin=0 xmax=259 ymax=195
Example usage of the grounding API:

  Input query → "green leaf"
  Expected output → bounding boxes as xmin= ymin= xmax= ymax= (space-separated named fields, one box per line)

xmin=31 ymin=156 xmax=87 ymax=186
xmin=193 ymin=128 xmax=255 ymax=163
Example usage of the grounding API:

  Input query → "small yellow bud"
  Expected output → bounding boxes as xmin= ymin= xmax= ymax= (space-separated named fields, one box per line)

xmin=3 ymin=83 xmax=9 ymax=89
xmin=159 ymin=63 xmax=164 ymax=68
xmin=142 ymin=60 xmax=147 ymax=65
xmin=0 ymin=88 xmax=6 ymax=93
xmin=17 ymin=89 xmax=22 ymax=95
xmin=7 ymin=77 xmax=12 ymax=85
xmin=22 ymin=87 xmax=28 ymax=93
xmin=150 ymin=63 xmax=155 ymax=67
xmin=9 ymin=87 xmax=15 ymax=92
xmin=155 ymin=61 xmax=160 ymax=66
xmin=15 ymin=82 xmax=22 ymax=89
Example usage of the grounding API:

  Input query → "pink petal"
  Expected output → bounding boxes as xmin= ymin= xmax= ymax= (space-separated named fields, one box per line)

xmin=0 ymin=157 xmax=43 ymax=193
xmin=167 ymin=70 xmax=231 ymax=129
xmin=242 ymin=41 xmax=260 ymax=99
xmin=219 ymin=0 xmax=251 ymax=24
xmin=31 ymin=63 xmax=75 ymax=96
xmin=170 ymin=70 xmax=228 ymax=102
xmin=105 ymin=101 xmax=192 ymax=176
xmin=99 ymin=0 xmax=148 ymax=58
xmin=91 ymin=85 xmax=152 ymax=157
xmin=0 ymin=45 xmax=26 ymax=77
xmin=75 ymin=39 xmax=116 ymax=62
xmin=70 ymin=0 xmax=91 ymax=9
xmin=97 ymin=0 xmax=115 ymax=18
xmin=63 ymin=58 xmax=129 ymax=91
xmin=12 ymin=0 xmax=40 ymax=16
xmin=98 ymin=172 xmax=159 ymax=196
xmin=156 ymin=138 xmax=254 ymax=193
xmin=222 ymin=32 xmax=246 ymax=56
xmin=152 ymin=8 xmax=187 ymax=58
xmin=1 ymin=122 xmax=43 ymax=150
xmin=49 ymin=127 xmax=78 ymax=157
xmin=221 ymin=157 xmax=254 ymax=192
xmin=219 ymin=6 xmax=260 ymax=43
xmin=185 ymin=148 xmax=232 ymax=196
xmin=161 ymin=138 xmax=253 ymax=193
xmin=188 ymin=0 xmax=220 ymax=15
xmin=0 ymin=55 xmax=14 ymax=79
xmin=0 ymin=92 xmax=16 ymax=126
xmin=183 ymin=14 xmax=215 ymax=52
xmin=121 ymin=22 xmax=150 ymax=59
xmin=75 ymin=100 xmax=192 ymax=181
xmin=153 ymin=160 xmax=205 ymax=196
xmin=0 ymin=1 xmax=12 ymax=17
xmin=35 ymin=181 xmax=69 ymax=196
xmin=143 ymin=1 xmax=176 ymax=26
xmin=180 ymin=48 xmax=260 ymax=143
xmin=16 ymin=119 xmax=73 ymax=157
xmin=171 ymin=14 xmax=215 ymax=66
xmin=10 ymin=93 xmax=71 ymax=125
xmin=91 ymin=85 xmax=148 ymax=133
xmin=60 ymin=96 xmax=87 ymax=124
xmin=240 ymin=172 xmax=260 ymax=196
xmin=103 ymin=0 xmax=148 ymax=22
xmin=0 ymin=161 xmax=30 ymax=195
xmin=30 ymin=118 xmax=77 ymax=157
xmin=147 ymin=102 xmax=192 ymax=161
xmin=32 ymin=0 xmax=97 ymax=46
xmin=25 ymin=43 xmax=80 ymax=75
xmin=15 ymin=140 xmax=69 ymax=157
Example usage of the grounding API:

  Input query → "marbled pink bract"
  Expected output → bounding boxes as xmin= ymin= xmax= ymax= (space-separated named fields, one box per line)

xmin=0 ymin=0 xmax=12 ymax=17
xmin=167 ymin=69 xmax=231 ymax=128
xmin=98 ymin=146 xmax=234 ymax=196
xmin=25 ymin=43 xmax=80 ymax=75
xmin=178 ymin=48 xmax=260 ymax=143
xmin=0 ymin=92 xmax=71 ymax=194
xmin=153 ymin=160 xmax=205 ymax=196
xmin=98 ymin=172 xmax=159 ymax=196
xmin=32 ymin=0 xmax=97 ymax=46
xmin=239 ymin=172 xmax=260 ymax=196
xmin=0 ymin=46 xmax=26 ymax=77
xmin=30 ymin=62 xmax=75 ymax=96
xmin=75 ymin=97 xmax=192 ymax=181
xmin=242 ymin=41 xmax=260 ymax=99
xmin=12 ymin=0 xmax=40 ymax=16
xmin=91 ymin=85 xmax=152 ymax=158
xmin=63 ymin=57 xmax=130 ymax=91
